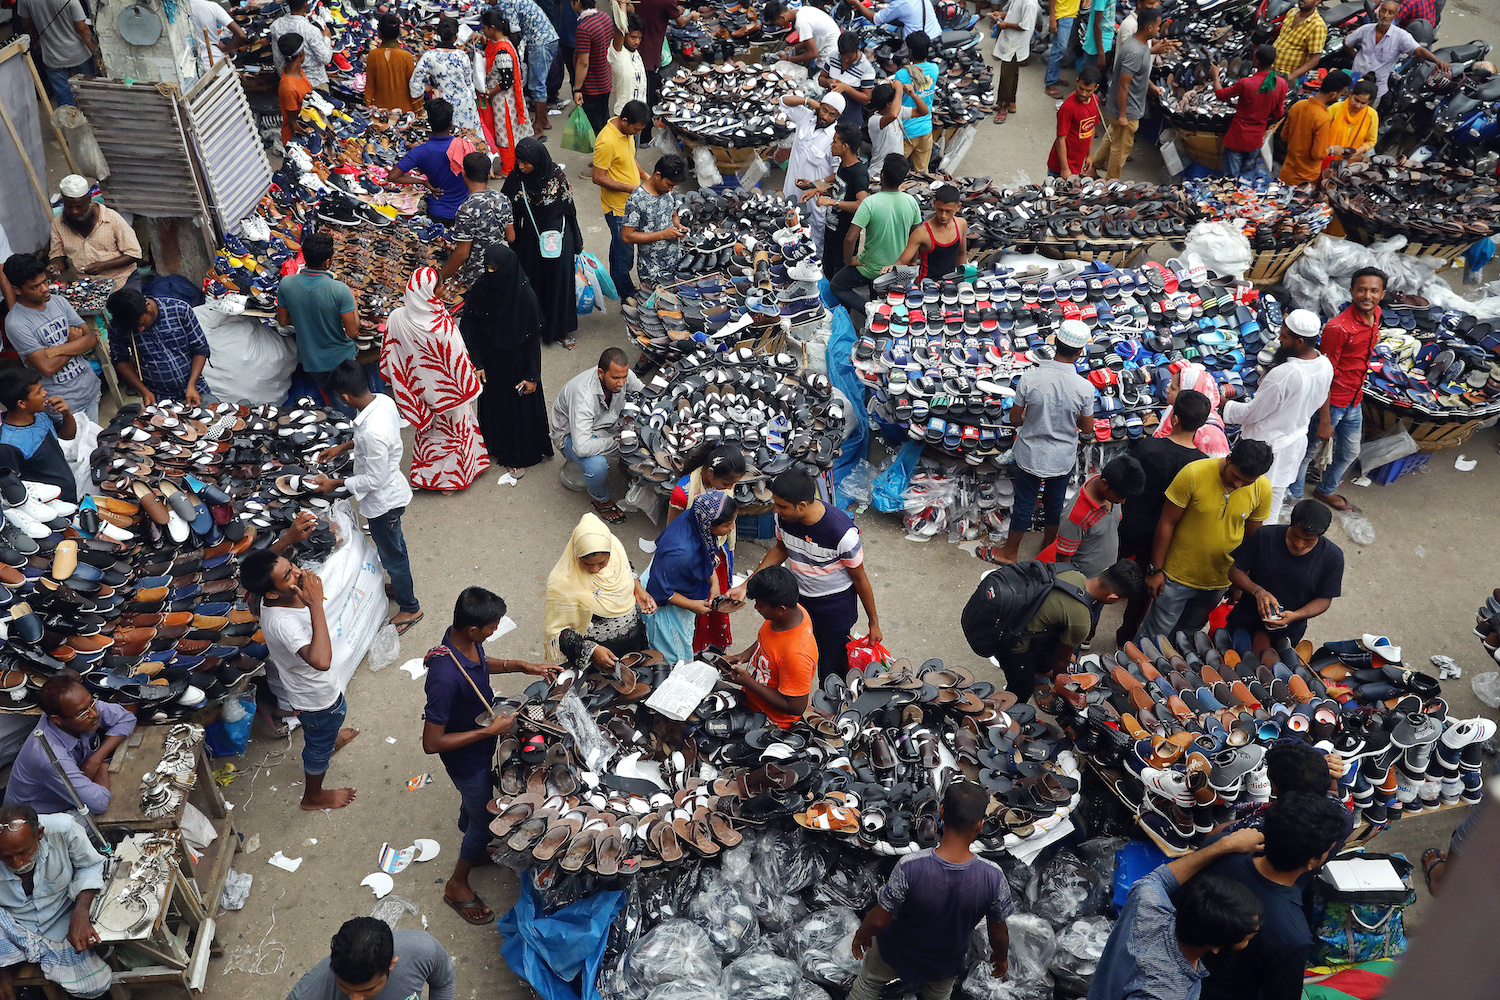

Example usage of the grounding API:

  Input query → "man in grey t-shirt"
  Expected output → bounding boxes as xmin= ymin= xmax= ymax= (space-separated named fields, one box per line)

xmin=990 ymin=319 xmax=1096 ymax=564
xmin=286 ymin=920 xmax=454 ymax=1000
xmin=2 ymin=254 xmax=102 ymax=420
xmin=1095 ymin=8 xmax=1161 ymax=179
xmin=18 ymin=0 xmax=98 ymax=106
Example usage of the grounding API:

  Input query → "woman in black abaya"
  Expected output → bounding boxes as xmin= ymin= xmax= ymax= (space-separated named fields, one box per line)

xmin=500 ymin=137 xmax=583 ymax=350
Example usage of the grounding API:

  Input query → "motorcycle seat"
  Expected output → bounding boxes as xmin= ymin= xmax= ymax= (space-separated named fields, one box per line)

xmin=938 ymin=29 xmax=975 ymax=47
xmin=1470 ymin=76 xmax=1500 ymax=102
xmin=1435 ymin=42 xmax=1490 ymax=64
xmin=1322 ymin=2 xmax=1368 ymax=27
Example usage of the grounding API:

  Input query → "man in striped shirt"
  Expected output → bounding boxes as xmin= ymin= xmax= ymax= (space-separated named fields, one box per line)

xmin=732 ymin=470 xmax=882 ymax=683
xmin=1037 ymin=455 xmax=1145 ymax=578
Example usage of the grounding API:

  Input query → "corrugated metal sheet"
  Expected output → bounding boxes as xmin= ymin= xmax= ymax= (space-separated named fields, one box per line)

xmin=186 ymin=61 xmax=272 ymax=238
xmin=72 ymin=79 xmax=207 ymax=219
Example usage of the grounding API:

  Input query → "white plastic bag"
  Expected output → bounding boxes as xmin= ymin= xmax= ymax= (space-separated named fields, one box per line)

xmin=692 ymin=145 xmax=722 ymax=189
xmin=1184 ymin=221 xmax=1253 ymax=280
xmin=59 ymin=410 xmax=100 ymax=503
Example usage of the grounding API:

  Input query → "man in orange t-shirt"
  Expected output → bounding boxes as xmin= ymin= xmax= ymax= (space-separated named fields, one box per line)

xmin=726 ymin=566 xmax=817 ymax=729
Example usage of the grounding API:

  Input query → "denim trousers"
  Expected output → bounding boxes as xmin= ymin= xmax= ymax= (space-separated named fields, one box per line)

xmin=450 ymin=766 xmax=499 ymax=864
xmin=1222 ymin=147 xmax=1269 ymax=185
xmin=526 ymin=39 xmax=558 ymax=101
xmin=605 ymin=213 xmax=637 ymax=304
xmin=1291 ymin=404 xmax=1362 ymax=499
xmin=1140 ymin=579 xmax=1226 ymax=644
xmin=1045 ymin=17 xmax=1075 ymax=87
xmin=366 ymin=506 xmax=419 ymax=613
xmin=44 ymin=58 xmax=96 ymax=107
xmin=562 ymin=434 xmax=612 ymax=502
xmin=1008 ymin=466 xmax=1070 ymax=535
xmin=299 ymin=694 xmax=348 ymax=775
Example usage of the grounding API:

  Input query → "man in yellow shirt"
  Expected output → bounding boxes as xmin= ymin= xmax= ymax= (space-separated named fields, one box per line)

xmin=1139 ymin=440 xmax=1274 ymax=642
xmin=1278 ymin=71 xmax=1349 ymax=185
xmin=1045 ymin=0 xmax=1082 ymax=97
xmin=592 ymin=99 xmax=651 ymax=304
xmin=1273 ymin=0 xmax=1326 ymax=81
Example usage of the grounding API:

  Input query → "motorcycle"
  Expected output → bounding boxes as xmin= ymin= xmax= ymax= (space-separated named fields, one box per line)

xmin=1375 ymin=41 xmax=1493 ymax=156
xmin=1414 ymin=69 xmax=1500 ymax=174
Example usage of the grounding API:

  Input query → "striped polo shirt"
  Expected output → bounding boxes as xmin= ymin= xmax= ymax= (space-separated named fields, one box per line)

xmin=775 ymin=506 xmax=864 ymax=599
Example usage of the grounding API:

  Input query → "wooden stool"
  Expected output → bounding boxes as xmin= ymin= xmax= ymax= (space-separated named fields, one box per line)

xmin=6 ymin=961 xmax=130 ymax=1000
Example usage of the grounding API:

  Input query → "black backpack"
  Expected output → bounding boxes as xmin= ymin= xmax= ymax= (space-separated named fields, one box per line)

xmin=960 ymin=561 xmax=1090 ymax=658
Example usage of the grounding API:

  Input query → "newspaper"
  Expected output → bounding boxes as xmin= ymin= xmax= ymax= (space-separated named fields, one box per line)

xmin=646 ymin=660 xmax=721 ymax=721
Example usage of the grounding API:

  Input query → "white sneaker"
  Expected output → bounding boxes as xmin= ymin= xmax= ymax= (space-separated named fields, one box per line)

xmin=4 ymin=508 xmax=50 ymax=539
xmin=23 ymin=481 xmax=61 ymax=504
xmin=1140 ymin=767 xmax=1193 ymax=807
xmin=1245 ymin=766 xmax=1271 ymax=804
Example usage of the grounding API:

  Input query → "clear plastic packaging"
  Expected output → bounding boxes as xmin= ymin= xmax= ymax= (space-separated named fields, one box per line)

xmin=719 ymin=838 xmax=757 ymax=886
xmin=553 ymin=689 xmax=614 ymax=773
xmin=689 ymin=874 xmax=760 ymax=959
xmin=1029 ymin=852 xmax=1100 ymax=928
xmin=753 ymin=826 xmax=822 ymax=895
xmin=1051 ymin=915 xmax=1114 ymax=979
xmin=624 ymin=919 xmax=722 ymax=991
xmin=792 ymin=979 xmax=831 ymax=1000
xmin=785 ymin=906 xmax=862 ymax=989
xmin=723 ymin=950 xmax=803 ymax=1000
xmin=647 ymin=983 xmax=729 ymax=1000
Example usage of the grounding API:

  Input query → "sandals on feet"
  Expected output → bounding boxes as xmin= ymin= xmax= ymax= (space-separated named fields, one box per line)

xmin=391 ymin=611 xmax=424 ymax=635
xmin=444 ymin=894 xmax=495 ymax=925
xmin=1421 ymin=847 xmax=1446 ymax=891
xmin=994 ymin=110 xmax=1008 ymax=124
xmin=591 ymin=500 xmax=626 ymax=524
xmin=561 ymin=337 xmax=579 ymax=350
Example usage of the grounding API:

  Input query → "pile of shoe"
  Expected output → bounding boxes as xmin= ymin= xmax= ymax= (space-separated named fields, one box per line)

xmin=1182 ymin=177 xmax=1334 ymax=250
xmin=666 ymin=1 xmax=783 ymax=65
xmin=53 ymin=278 xmax=115 ymax=315
xmin=618 ymin=349 xmax=844 ymax=500
xmin=326 ymin=225 xmax=450 ymax=342
xmin=847 ymin=256 xmax=1274 ymax=460
xmin=656 ymin=63 xmax=798 ymax=147
xmin=1360 ymin=314 xmax=1500 ymax=418
xmin=1052 ymin=627 xmax=1473 ymax=849
xmin=1326 ymin=157 xmax=1500 ymax=244
xmin=1476 ymin=588 xmax=1500 ymax=664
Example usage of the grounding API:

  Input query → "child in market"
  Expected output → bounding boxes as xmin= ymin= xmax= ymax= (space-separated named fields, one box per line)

xmin=991 ymin=0 xmax=1040 ymax=124
xmin=0 ymin=364 xmax=78 ymax=504
xmin=725 ymin=566 xmax=817 ymax=731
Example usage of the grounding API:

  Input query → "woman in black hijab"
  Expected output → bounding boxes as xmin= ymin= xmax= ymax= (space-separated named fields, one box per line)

xmin=499 ymin=137 xmax=583 ymax=350
xmin=459 ymin=244 xmax=553 ymax=474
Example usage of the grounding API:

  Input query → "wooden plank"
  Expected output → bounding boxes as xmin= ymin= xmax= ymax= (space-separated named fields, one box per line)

xmin=187 ymin=917 xmax=215 ymax=991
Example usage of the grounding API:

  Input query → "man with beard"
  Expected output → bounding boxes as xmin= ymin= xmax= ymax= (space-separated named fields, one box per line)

xmin=1220 ymin=310 xmax=1333 ymax=521
xmin=47 ymin=175 xmax=143 ymax=292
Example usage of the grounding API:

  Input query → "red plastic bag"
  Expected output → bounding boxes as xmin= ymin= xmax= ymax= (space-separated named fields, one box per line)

xmin=847 ymin=635 xmax=893 ymax=675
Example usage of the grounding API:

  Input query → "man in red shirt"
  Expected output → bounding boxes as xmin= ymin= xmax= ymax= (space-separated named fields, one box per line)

xmin=1048 ymin=65 xmax=1103 ymax=178
xmin=1395 ymin=0 xmax=1437 ymax=31
xmin=1291 ymin=266 xmax=1386 ymax=511
xmin=572 ymin=0 xmax=615 ymax=134
xmin=1212 ymin=44 xmax=1287 ymax=184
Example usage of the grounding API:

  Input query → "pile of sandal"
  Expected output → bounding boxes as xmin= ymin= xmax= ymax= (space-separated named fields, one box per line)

xmin=1051 ymin=626 xmax=1482 ymax=850
xmin=1476 ymin=587 xmax=1500 ymax=665
xmin=1358 ymin=312 xmax=1500 ymax=419
xmin=618 ymin=349 xmax=845 ymax=501
xmin=326 ymin=225 xmax=450 ymax=346
xmin=1325 ymin=157 xmax=1500 ymax=246
xmin=656 ymin=63 xmax=799 ymax=148
xmin=1181 ymin=177 xmax=1334 ymax=251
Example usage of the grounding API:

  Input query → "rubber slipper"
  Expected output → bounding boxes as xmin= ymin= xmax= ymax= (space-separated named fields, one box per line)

xmin=444 ymin=894 xmax=495 ymax=925
xmin=391 ymin=612 xmax=424 ymax=635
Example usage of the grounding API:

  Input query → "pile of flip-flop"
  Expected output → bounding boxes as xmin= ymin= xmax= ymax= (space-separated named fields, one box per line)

xmin=1182 ymin=177 xmax=1334 ymax=251
xmin=657 ymin=62 xmax=799 ymax=148
xmin=1052 ymin=626 xmax=1481 ymax=850
xmin=618 ymin=349 xmax=846 ymax=502
xmin=1358 ymin=315 xmax=1500 ymax=419
xmin=1326 ymin=157 xmax=1500 ymax=246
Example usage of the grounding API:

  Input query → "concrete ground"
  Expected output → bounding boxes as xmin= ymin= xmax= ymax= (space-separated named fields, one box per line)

xmin=17 ymin=0 xmax=1491 ymax=994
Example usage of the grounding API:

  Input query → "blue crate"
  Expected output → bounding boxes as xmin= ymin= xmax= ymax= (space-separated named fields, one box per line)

xmin=1368 ymin=451 xmax=1430 ymax=485
xmin=736 ymin=512 xmax=776 ymax=540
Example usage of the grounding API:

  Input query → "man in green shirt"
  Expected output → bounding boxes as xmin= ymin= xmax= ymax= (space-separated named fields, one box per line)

xmin=829 ymin=152 xmax=922 ymax=322
xmin=276 ymin=232 xmax=360 ymax=415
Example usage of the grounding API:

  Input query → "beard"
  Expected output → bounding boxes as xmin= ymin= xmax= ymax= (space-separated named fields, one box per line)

xmin=62 ymin=208 xmax=97 ymax=237
xmin=1269 ymin=344 xmax=1297 ymax=367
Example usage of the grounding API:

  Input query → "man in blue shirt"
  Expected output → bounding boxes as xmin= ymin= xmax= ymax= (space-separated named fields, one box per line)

xmin=493 ymin=0 xmax=560 ymax=134
xmin=275 ymin=231 xmax=358 ymax=413
xmin=0 ymin=806 xmax=111 ymax=999
xmin=849 ymin=0 xmax=939 ymax=37
xmin=104 ymin=288 xmax=212 ymax=406
xmin=1088 ymin=829 xmax=1263 ymax=1000
xmin=386 ymin=100 xmax=471 ymax=225
xmin=5 ymin=676 xmax=137 ymax=818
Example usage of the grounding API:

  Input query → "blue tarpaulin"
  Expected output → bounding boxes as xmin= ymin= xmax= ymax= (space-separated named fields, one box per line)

xmin=496 ymin=882 xmax=625 ymax=1000
xmin=820 ymin=279 xmax=871 ymax=507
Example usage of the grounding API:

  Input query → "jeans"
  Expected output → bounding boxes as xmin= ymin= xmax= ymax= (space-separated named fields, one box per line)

xmin=803 ymin=587 xmax=859 ymax=685
xmin=1008 ymin=466 xmax=1070 ymax=535
xmin=562 ymin=434 xmax=612 ymax=502
xmin=299 ymin=694 xmax=348 ymax=775
xmin=830 ymin=265 xmax=873 ymax=323
xmin=43 ymin=58 xmax=96 ymax=107
xmin=1222 ymin=146 xmax=1269 ymax=185
xmin=1095 ymin=118 xmax=1139 ymax=179
xmin=848 ymin=940 xmax=957 ymax=1000
xmin=367 ymin=506 xmax=419 ymax=613
xmin=527 ymin=39 xmax=558 ymax=101
xmin=450 ymin=766 xmax=498 ymax=864
xmin=548 ymin=43 xmax=577 ymax=100
xmin=308 ymin=367 xmax=358 ymax=417
xmin=1140 ymin=579 xmax=1226 ymax=644
xmin=581 ymin=92 xmax=611 ymax=136
xmin=1045 ymin=17 xmax=1075 ymax=86
xmin=605 ymin=213 xmax=637 ymax=304
xmin=1291 ymin=404 xmax=1362 ymax=499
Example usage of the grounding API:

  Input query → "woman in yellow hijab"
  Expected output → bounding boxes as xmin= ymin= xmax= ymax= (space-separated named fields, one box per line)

xmin=544 ymin=513 xmax=656 ymax=668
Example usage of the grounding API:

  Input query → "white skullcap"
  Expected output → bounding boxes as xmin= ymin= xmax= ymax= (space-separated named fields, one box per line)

xmin=59 ymin=174 xmax=91 ymax=199
xmin=1285 ymin=309 xmax=1322 ymax=339
xmin=820 ymin=92 xmax=846 ymax=114
xmin=1055 ymin=319 xmax=1092 ymax=349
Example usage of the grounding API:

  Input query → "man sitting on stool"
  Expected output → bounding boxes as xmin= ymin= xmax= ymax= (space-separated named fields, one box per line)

xmin=5 ymin=676 xmax=137 ymax=817
xmin=549 ymin=347 xmax=642 ymax=525
xmin=0 ymin=804 xmax=111 ymax=1000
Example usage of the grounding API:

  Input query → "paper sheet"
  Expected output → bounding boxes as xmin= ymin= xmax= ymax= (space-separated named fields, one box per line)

xmin=1323 ymin=858 xmax=1406 ymax=893
xmin=645 ymin=660 xmax=722 ymax=721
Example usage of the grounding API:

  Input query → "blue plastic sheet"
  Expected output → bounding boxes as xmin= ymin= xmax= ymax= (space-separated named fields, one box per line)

xmin=871 ymin=440 xmax=922 ymax=514
xmin=497 ymin=881 xmax=625 ymax=1000
xmin=820 ymin=279 xmax=870 ymax=508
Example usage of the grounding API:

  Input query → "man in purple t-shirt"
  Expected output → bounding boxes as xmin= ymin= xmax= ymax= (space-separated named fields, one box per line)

xmin=849 ymin=783 xmax=1014 ymax=999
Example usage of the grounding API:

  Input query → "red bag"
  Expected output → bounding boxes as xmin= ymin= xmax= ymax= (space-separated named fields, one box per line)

xmin=846 ymin=635 xmax=893 ymax=675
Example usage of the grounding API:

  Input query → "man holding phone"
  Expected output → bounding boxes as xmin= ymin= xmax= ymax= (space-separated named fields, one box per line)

xmin=621 ymin=153 xmax=688 ymax=293
xmin=1225 ymin=499 xmax=1343 ymax=645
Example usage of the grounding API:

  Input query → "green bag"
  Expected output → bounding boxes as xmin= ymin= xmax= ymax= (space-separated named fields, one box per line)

xmin=562 ymin=106 xmax=596 ymax=154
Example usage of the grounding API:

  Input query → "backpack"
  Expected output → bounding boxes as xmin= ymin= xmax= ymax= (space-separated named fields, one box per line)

xmin=960 ymin=561 xmax=1090 ymax=658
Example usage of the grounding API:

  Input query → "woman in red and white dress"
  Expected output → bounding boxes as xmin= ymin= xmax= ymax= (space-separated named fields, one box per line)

xmin=381 ymin=268 xmax=491 ymax=491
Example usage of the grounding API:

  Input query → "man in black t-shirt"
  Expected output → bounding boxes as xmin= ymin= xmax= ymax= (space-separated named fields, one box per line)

xmin=1226 ymin=499 xmax=1343 ymax=645
xmin=1114 ymin=388 xmax=1209 ymax=645
xmin=812 ymin=124 xmax=870 ymax=276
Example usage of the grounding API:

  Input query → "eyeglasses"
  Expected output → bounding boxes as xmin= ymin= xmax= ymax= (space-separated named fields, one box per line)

xmin=64 ymin=698 xmax=98 ymax=721
xmin=0 ymin=819 xmax=33 ymax=833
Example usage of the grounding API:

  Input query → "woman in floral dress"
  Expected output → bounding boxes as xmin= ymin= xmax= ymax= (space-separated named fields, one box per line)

xmin=381 ymin=267 xmax=491 ymax=491
xmin=410 ymin=17 xmax=481 ymax=133
xmin=479 ymin=9 xmax=529 ymax=174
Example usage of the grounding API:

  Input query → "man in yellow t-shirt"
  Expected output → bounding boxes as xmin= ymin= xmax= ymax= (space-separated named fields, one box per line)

xmin=1273 ymin=0 xmax=1327 ymax=80
xmin=592 ymin=99 xmax=651 ymax=303
xmin=1045 ymin=0 xmax=1082 ymax=97
xmin=1139 ymin=441 xmax=1274 ymax=642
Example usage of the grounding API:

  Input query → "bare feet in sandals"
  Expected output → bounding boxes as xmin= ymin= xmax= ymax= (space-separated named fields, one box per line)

xmin=392 ymin=610 xmax=425 ymax=635
xmin=445 ymin=892 xmax=495 ymax=924
xmin=591 ymin=498 xmax=626 ymax=524
xmin=1313 ymin=491 xmax=1356 ymax=512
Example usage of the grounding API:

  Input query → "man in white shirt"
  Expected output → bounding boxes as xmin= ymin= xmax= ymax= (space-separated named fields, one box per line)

xmin=764 ymin=0 xmax=840 ymax=66
xmin=309 ymin=359 xmax=422 ymax=633
xmin=1342 ymin=0 xmax=1448 ymax=97
xmin=241 ymin=546 xmax=358 ymax=810
xmin=549 ymin=347 xmax=643 ymax=524
xmin=1221 ymin=309 xmax=1335 ymax=521
xmin=608 ymin=13 xmax=648 ymax=117
xmin=269 ymin=0 xmax=334 ymax=90
xmin=189 ymin=0 xmax=248 ymax=73
xmin=782 ymin=91 xmax=843 ymax=255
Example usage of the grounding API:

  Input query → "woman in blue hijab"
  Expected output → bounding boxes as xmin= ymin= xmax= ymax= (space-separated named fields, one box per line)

xmin=642 ymin=490 xmax=739 ymax=664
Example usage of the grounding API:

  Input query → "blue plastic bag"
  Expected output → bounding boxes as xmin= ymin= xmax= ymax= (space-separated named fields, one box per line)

xmin=497 ymin=880 xmax=624 ymax=1000
xmin=871 ymin=440 xmax=922 ymax=514
xmin=822 ymin=281 xmax=869 ymax=507
xmin=205 ymin=697 xmax=255 ymax=757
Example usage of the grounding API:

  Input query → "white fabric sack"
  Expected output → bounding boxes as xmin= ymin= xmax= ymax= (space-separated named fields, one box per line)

xmin=58 ymin=411 xmax=101 ymax=503
xmin=196 ymin=305 xmax=299 ymax=404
